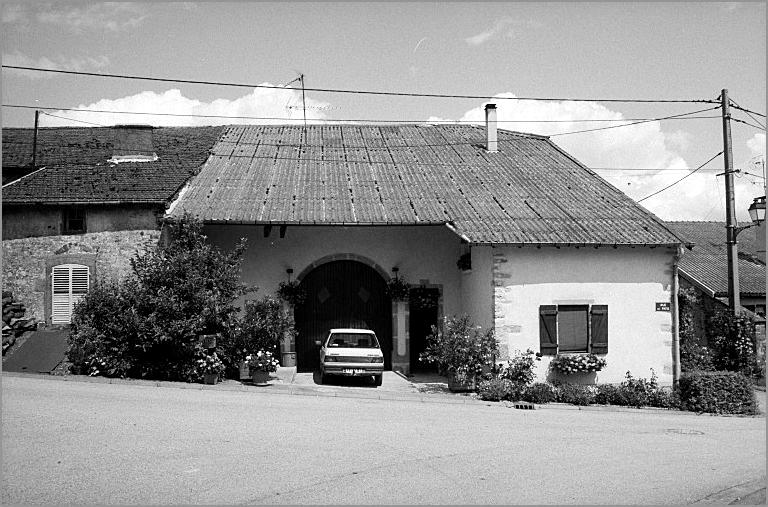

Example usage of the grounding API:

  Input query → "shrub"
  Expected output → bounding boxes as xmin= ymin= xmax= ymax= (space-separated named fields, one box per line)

xmin=419 ymin=315 xmax=497 ymax=383
xmin=521 ymin=382 xmax=556 ymax=404
xmin=680 ymin=340 xmax=716 ymax=373
xmin=68 ymin=214 xmax=253 ymax=382
xmin=477 ymin=377 xmax=515 ymax=401
xmin=678 ymin=371 xmax=758 ymax=415
xmin=593 ymin=383 xmax=622 ymax=405
xmin=708 ymin=310 xmax=760 ymax=378
xmin=555 ymin=383 xmax=595 ymax=406
xmin=592 ymin=370 xmax=676 ymax=409
xmin=276 ymin=280 xmax=306 ymax=306
xmin=498 ymin=349 xmax=540 ymax=386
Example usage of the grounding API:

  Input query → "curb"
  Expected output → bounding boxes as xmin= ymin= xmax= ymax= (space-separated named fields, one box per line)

xmin=692 ymin=476 xmax=766 ymax=504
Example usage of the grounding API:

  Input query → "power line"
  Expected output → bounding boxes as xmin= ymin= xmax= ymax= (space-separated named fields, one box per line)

xmin=637 ymin=151 xmax=723 ymax=202
xmin=731 ymin=116 xmax=766 ymax=131
xmin=730 ymin=102 xmax=766 ymax=119
xmin=2 ymin=103 xmax=718 ymax=125
xmin=2 ymin=65 xmax=719 ymax=104
xmin=549 ymin=107 xmax=719 ymax=137
xmin=40 ymin=111 xmax=107 ymax=127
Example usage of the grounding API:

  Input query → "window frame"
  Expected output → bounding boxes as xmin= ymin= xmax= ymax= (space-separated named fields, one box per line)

xmin=62 ymin=207 xmax=87 ymax=234
xmin=539 ymin=304 xmax=608 ymax=355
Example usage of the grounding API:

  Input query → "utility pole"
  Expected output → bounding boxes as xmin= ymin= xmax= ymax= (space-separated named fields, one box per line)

xmin=32 ymin=109 xmax=40 ymax=167
xmin=721 ymin=89 xmax=741 ymax=314
xmin=299 ymin=73 xmax=307 ymax=130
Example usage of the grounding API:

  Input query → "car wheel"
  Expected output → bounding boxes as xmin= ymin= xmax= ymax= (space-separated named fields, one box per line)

xmin=318 ymin=369 xmax=325 ymax=385
xmin=374 ymin=374 xmax=382 ymax=387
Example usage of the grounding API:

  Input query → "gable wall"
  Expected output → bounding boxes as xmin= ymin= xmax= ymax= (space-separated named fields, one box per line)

xmin=2 ymin=205 xmax=161 ymax=239
xmin=493 ymin=245 xmax=677 ymax=384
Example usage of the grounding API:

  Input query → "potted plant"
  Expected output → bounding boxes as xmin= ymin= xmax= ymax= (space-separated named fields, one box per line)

xmin=549 ymin=353 xmax=607 ymax=374
xmin=237 ymin=350 xmax=251 ymax=380
xmin=385 ymin=276 xmax=410 ymax=302
xmin=419 ymin=315 xmax=498 ymax=392
xmin=248 ymin=348 xmax=280 ymax=385
xmin=277 ymin=280 xmax=307 ymax=307
xmin=197 ymin=352 xmax=225 ymax=385
xmin=457 ymin=252 xmax=471 ymax=272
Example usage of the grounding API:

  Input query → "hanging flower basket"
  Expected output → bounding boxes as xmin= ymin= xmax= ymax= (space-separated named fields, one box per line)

xmin=277 ymin=281 xmax=307 ymax=306
xmin=385 ymin=276 xmax=410 ymax=301
xmin=549 ymin=353 xmax=607 ymax=374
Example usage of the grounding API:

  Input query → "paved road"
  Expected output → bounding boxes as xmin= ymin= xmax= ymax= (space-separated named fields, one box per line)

xmin=2 ymin=375 xmax=765 ymax=504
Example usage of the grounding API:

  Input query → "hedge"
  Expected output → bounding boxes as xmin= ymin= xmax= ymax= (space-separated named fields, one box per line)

xmin=678 ymin=371 xmax=758 ymax=415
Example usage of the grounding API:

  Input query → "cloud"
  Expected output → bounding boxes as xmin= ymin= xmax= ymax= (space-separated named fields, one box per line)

xmin=746 ymin=133 xmax=766 ymax=159
xmin=34 ymin=3 xmax=147 ymax=32
xmin=40 ymin=87 xmax=333 ymax=127
xmin=445 ymin=93 xmax=761 ymax=220
xmin=1 ymin=3 xmax=27 ymax=24
xmin=465 ymin=17 xmax=542 ymax=46
xmin=3 ymin=51 xmax=109 ymax=79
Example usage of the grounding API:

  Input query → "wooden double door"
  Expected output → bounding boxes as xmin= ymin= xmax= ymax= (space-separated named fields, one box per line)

xmin=294 ymin=260 xmax=392 ymax=372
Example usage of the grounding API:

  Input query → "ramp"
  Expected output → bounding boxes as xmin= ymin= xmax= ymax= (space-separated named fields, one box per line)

xmin=2 ymin=327 xmax=69 ymax=373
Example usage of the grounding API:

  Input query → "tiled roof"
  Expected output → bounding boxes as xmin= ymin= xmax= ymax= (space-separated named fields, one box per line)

xmin=168 ymin=124 xmax=684 ymax=246
xmin=666 ymin=221 xmax=765 ymax=297
xmin=2 ymin=126 xmax=224 ymax=204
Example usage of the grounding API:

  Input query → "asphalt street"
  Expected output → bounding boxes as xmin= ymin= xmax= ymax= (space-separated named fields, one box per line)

xmin=1 ymin=374 xmax=765 ymax=504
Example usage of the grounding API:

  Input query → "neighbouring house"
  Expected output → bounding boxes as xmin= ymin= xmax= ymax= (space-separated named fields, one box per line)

xmin=165 ymin=105 xmax=689 ymax=384
xmin=665 ymin=220 xmax=766 ymax=354
xmin=2 ymin=125 xmax=224 ymax=325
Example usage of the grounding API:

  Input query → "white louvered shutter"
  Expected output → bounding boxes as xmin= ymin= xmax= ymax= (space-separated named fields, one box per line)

xmin=51 ymin=264 xmax=90 ymax=324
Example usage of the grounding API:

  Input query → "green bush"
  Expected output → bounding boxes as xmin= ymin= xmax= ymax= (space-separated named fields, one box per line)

xmin=680 ymin=340 xmax=716 ymax=373
xmin=555 ymin=383 xmax=595 ymax=406
xmin=708 ymin=310 xmax=760 ymax=378
xmin=68 ymin=214 xmax=254 ymax=382
xmin=498 ymin=349 xmax=540 ymax=386
xmin=420 ymin=315 xmax=497 ymax=383
xmin=591 ymin=370 xmax=677 ymax=409
xmin=477 ymin=377 xmax=515 ymax=401
xmin=521 ymin=382 xmax=556 ymax=404
xmin=678 ymin=371 xmax=758 ymax=415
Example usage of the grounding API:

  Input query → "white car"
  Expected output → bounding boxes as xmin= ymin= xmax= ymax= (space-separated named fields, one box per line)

xmin=316 ymin=328 xmax=384 ymax=386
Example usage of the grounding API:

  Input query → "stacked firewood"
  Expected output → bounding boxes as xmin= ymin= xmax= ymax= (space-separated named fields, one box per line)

xmin=2 ymin=291 xmax=38 ymax=355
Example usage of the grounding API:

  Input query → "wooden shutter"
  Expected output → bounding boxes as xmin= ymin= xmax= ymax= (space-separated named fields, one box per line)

xmin=590 ymin=305 xmax=608 ymax=354
xmin=51 ymin=264 xmax=90 ymax=324
xmin=539 ymin=305 xmax=558 ymax=355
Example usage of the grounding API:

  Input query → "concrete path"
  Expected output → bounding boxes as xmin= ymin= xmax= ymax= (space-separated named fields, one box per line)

xmin=2 ymin=373 xmax=764 ymax=505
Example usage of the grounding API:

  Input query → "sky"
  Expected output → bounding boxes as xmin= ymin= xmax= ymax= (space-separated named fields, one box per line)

xmin=2 ymin=2 xmax=766 ymax=222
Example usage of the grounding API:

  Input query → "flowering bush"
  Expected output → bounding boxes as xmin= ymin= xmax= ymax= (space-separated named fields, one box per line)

xmin=419 ymin=315 xmax=498 ymax=384
xmin=247 ymin=349 xmax=280 ymax=373
xmin=550 ymin=353 xmax=606 ymax=374
xmin=197 ymin=353 xmax=225 ymax=375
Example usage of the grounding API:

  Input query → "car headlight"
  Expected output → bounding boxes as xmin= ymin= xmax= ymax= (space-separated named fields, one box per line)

xmin=325 ymin=356 xmax=337 ymax=362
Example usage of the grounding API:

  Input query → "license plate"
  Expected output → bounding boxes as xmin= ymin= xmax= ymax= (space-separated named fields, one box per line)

xmin=343 ymin=369 xmax=365 ymax=374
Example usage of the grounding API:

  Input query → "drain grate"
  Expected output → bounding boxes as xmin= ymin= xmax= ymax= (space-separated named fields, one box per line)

xmin=514 ymin=401 xmax=535 ymax=410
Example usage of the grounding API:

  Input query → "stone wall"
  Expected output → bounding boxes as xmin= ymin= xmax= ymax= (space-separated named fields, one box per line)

xmin=2 ymin=205 xmax=161 ymax=239
xmin=2 ymin=230 xmax=160 ymax=324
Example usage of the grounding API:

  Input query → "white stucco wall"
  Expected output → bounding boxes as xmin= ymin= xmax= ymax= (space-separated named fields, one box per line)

xmin=202 ymin=224 xmax=466 ymax=316
xmin=493 ymin=246 xmax=677 ymax=385
xmin=459 ymin=246 xmax=494 ymax=330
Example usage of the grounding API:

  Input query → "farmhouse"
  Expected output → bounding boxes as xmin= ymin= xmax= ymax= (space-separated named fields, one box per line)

xmin=165 ymin=105 xmax=688 ymax=384
xmin=1 ymin=125 xmax=223 ymax=323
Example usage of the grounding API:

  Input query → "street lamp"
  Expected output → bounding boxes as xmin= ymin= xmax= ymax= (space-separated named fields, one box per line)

xmin=747 ymin=196 xmax=766 ymax=226
xmin=728 ymin=195 xmax=766 ymax=312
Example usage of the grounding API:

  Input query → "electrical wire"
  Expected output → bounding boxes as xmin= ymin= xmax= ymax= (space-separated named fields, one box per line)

xmin=1 ymin=65 xmax=720 ymax=104
xmin=637 ymin=151 xmax=723 ymax=202
xmin=1 ymin=103 xmax=719 ymax=125
xmin=549 ymin=107 xmax=719 ymax=137
xmin=730 ymin=101 xmax=767 ymax=119
xmin=731 ymin=116 xmax=766 ymax=131
xmin=741 ymin=171 xmax=766 ymax=180
xmin=40 ymin=111 xmax=107 ymax=127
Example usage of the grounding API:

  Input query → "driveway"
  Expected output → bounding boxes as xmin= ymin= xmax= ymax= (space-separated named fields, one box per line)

xmin=2 ymin=374 xmax=765 ymax=505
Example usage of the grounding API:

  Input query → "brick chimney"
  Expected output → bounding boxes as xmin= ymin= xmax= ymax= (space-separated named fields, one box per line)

xmin=485 ymin=103 xmax=498 ymax=152
xmin=109 ymin=124 xmax=157 ymax=163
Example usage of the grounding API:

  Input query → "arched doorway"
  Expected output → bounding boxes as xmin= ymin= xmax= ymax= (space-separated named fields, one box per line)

xmin=294 ymin=260 xmax=392 ymax=372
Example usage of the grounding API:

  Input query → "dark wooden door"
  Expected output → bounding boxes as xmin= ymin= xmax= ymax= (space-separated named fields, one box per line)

xmin=294 ymin=260 xmax=392 ymax=372
xmin=409 ymin=288 xmax=440 ymax=371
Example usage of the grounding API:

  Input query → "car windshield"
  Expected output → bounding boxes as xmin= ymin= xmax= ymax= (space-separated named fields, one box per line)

xmin=327 ymin=333 xmax=380 ymax=348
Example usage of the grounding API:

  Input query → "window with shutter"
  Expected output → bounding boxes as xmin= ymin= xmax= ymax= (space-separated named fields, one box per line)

xmin=51 ymin=264 xmax=90 ymax=324
xmin=558 ymin=305 xmax=589 ymax=352
xmin=590 ymin=305 xmax=608 ymax=354
xmin=539 ymin=305 xmax=558 ymax=355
